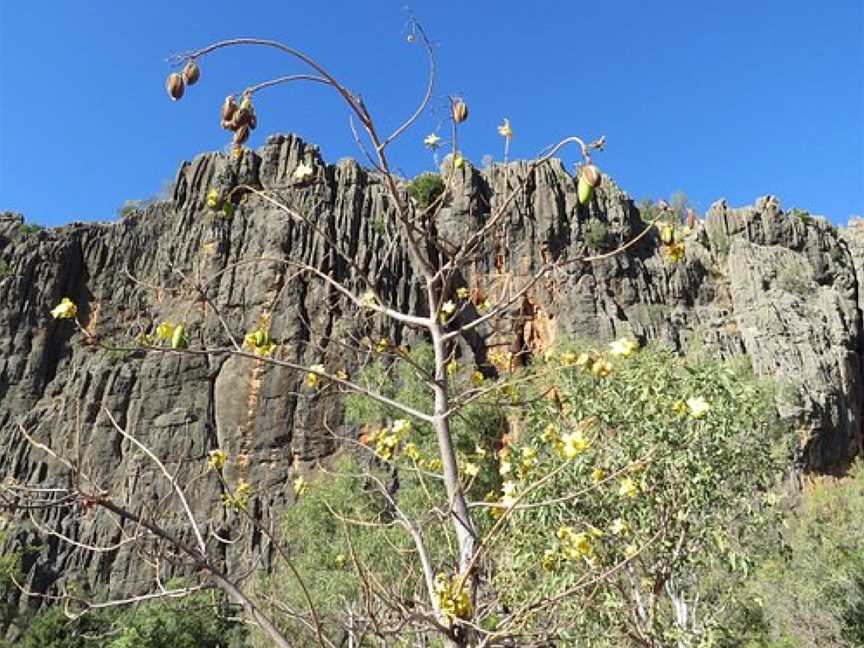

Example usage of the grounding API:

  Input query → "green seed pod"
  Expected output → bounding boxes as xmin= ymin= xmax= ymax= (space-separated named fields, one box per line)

xmin=577 ymin=165 xmax=602 ymax=205
xmin=171 ymin=324 xmax=187 ymax=350
xmin=165 ymin=73 xmax=185 ymax=101
xmin=659 ymin=224 xmax=675 ymax=245
xmin=577 ymin=177 xmax=593 ymax=205
xmin=182 ymin=60 xmax=200 ymax=86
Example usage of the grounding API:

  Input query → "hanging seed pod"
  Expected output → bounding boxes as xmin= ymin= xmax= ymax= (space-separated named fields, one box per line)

xmin=221 ymin=96 xmax=238 ymax=126
xmin=659 ymin=224 xmax=675 ymax=245
xmin=249 ymin=113 xmax=258 ymax=130
xmin=182 ymin=60 xmax=200 ymax=86
xmin=165 ymin=73 xmax=185 ymax=101
xmin=577 ymin=164 xmax=602 ymax=205
xmin=231 ymin=108 xmax=251 ymax=130
xmin=451 ymin=98 xmax=469 ymax=124
xmin=233 ymin=124 xmax=250 ymax=145
xmin=240 ymin=94 xmax=254 ymax=112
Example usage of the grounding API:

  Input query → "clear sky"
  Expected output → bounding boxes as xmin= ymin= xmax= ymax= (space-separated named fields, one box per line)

xmin=1 ymin=1 xmax=862 ymax=227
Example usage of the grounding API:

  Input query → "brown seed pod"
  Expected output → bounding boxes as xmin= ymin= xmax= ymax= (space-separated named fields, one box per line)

xmin=451 ymin=98 xmax=469 ymax=124
xmin=182 ymin=60 xmax=200 ymax=86
xmin=221 ymin=96 xmax=238 ymax=124
xmin=165 ymin=73 xmax=185 ymax=101
xmin=233 ymin=125 xmax=250 ymax=145
xmin=231 ymin=107 xmax=251 ymax=130
xmin=249 ymin=113 xmax=258 ymax=130
xmin=580 ymin=164 xmax=602 ymax=188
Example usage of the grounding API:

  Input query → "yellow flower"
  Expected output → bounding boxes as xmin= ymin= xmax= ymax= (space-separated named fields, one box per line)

xmin=392 ymin=419 xmax=412 ymax=436
xmin=618 ymin=477 xmax=639 ymax=498
xmin=575 ymin=351 xmax=595 ymax=368
xmin=591 ymin=467 xmax=607 ymax=483
xmin=292 ymin=475 xmax=309 ymax=496
xmin=456 ymin=286 xmax=470 ymax=299
xmin=559 ymin=430 xmax=590 ymax=459
xmin=334 ymin=553 xmax=346 ymax=568
xmin=624 ymin=543 xmax=639 ymax=559
xmin=423 ymin=132 xmax=442 ymax=149
xmin=335 ymin=369 xmax=349 ymax=381
xmin=499 ymin=458 xmax=512 ymax=476
xmin=434 ymin=573 xmax=472 ymax=624
xmin=462 ymin=462 xmax=480 ymax=478
xmin=501 ymin=481 xmax=518 ymax=508
xmin=470 ymin=370 xmax=485 ymax=387
xmin=609 ymin=518 xmax=629 ymax=535
xmin=361 ymin=291 xmax=377 ymax=307
xmin=222 ymin=479 xmax=253 ymax=511
xmin=206 ymin=449 xmax=227 ymax=471
xmin=557 ymin=527 xmax=593 ymax=561
xmin=207 ymin=189 xmax=221 ymax=209
xmin=441 ymin=300 xmax=457 ymax=317
xmin=672 ymin=400 xmax=688 ymax=416
xmin=171 ymin=324 xmax=187 ymax=350
xmin=540 ymin=423 xmax=559 ymax=443
xmin=608 ymin=337 xmax=638 ymax=357
xmin=478 ymin=299 xmax=492 ymax=312
xmin=305 ymin=364 xmax=326 ymax=389
xmin=403 ymin=442 xmax=421 ymax=461
xmin=687 ymin=396 xmax=710 ymax=419
xmin=453 ymin=154 xmax=465 ymax=169
xmin=50 ymin=297 xmax=78 ymax=320
xmin=155 ymin=321 xmax=174 ymax=341
xmin=591 ymin=358 xmax=613 ymax=377
xmin=375 ymin=338 xmax=390 ymax=353
xmin=447 ymin=359 xmax=459 ymax=376
xmin=541 ymin=548 xmax=557 ymax=571
xmin=560 ymin=351 xmax=578 ymax=366
xmin=665 ymin=242 xmax=686 ymax=262
xmin=497 ymin=118 xmax=513 ymax=140
xmin=293 ymin=162 xmax=314 ymax=182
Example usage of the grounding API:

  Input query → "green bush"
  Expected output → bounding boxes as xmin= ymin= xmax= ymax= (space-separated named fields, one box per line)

xmin=407 ymin=173 xmax=445 ymax=210
xmin=12 ymin=595 xmax=246 ymax=648
xmin=739 ymin=463 xmax=864 ymax=647
xmin=271 ymin=341 xmax=788 ymax=646
xmin=584 ymin=217 xmax=609 ymax=249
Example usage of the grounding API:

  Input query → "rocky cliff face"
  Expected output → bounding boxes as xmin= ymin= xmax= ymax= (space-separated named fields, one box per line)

xmin=0 ymin=133 xmax=861 ymax=603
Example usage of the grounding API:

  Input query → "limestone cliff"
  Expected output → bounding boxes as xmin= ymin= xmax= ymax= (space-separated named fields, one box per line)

xmin=0 ymin=134 xmax=861 ymax=603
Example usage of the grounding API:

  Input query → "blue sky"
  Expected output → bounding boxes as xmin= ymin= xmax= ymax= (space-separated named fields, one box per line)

xmin=1 ymin=1 xmax=861 ymax=226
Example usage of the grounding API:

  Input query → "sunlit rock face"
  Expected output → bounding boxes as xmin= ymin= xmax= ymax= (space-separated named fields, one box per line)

xmin=0 ymin=134 xmax=860 ymax=603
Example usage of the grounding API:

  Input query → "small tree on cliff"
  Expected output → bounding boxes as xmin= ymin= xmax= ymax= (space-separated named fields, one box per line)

xmin=5 ymin=20 xmax=785 ymax=648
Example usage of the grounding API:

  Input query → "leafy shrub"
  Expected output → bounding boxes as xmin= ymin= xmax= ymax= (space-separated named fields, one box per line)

xmin=740 ymin=463 xmax=864 ymax=647
xmin=18 ymin=223 xmax=44 ymax=236
xmin=407 ymin=172 xmax=445 ymax=210
xmin=584 ymin=217 xmax=609 ymax=248
xmin=0 ymin=260 xmax=10 ymax=278
xmin=274 ymin=341 xmax=788 ymax=646
xmin=12 ymin=595 xmax=246 ymax=648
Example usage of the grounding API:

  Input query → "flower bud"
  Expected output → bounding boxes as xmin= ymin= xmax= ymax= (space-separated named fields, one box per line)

xmin=451 ymin=98 xmax=469 ymax=124
xmin=221 ymin=96 xmax=238 ymax=124
xmin=233 ymin=124 xmax=250 ymax=145
xmin=165 ymin=73 xmax=185 ymax=101
xmin=182 ymin=60 xmax=200 ymax=86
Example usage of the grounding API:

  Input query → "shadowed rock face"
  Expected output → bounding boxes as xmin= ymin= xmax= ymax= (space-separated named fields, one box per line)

xmin=0 ymin=133 xmax=861 ymax=602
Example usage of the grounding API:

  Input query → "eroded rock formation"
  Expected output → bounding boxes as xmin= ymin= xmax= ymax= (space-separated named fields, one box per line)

xmin=0 ymin=134 xmax=861 ymax=606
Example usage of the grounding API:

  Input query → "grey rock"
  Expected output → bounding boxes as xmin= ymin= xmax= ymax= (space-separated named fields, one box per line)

xmin=0 ymin=135 xmax=861 ymax=610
